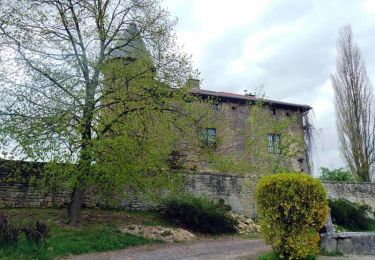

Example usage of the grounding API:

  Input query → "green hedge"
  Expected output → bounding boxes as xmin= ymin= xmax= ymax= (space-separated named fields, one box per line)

xmin=329 ymin=199 xmax=374 ymax=231
xmin=163 ymin=194 xmax=236 ymax=234
xmin=256 ymin=173 xmax=329 ymax=259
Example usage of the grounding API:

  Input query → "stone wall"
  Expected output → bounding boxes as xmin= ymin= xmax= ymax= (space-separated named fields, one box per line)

xmin=1 ymin=159 xmax=375 ymax=216
xmin=323 ymin=181 xmax=375 ymax=210
xmin=115 ymin=172 xmax=256 ymax=216
xmin=0 ymin=160 xmax=257 ymax=216
xmin=182 ymin=172 xmax=255 ymax=216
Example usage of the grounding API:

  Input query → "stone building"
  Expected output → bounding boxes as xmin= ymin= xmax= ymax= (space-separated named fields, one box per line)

xmin=106 ymin=23 xmax=312 ymax=175
xmin=189 ymin=87 xmax=312 ymax=174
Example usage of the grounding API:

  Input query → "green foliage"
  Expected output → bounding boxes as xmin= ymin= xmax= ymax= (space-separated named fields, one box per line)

xmin=258 ymin=251 xmax=316 ymax=260
xmin=204 ymin=89 xmax=306 ymax=177
xmin=319 ymin=167 xmax=355 ymax=182
xmin=0 ymin=214 xmax=19 ymax=246
xmin=246 ymin=101 xmax=304 ymax=176
xmin=164 ymin=194 xmax=237 ymax=234
xmin=0 ymin=208 xmax=165 ymax=259
xmin=22 ymin=221 xmax=50 ymax=245
xmin=0 ymin=225 xmax=154 ymax=260
xmin=0 ymin=0 xmax=202 ymax=224
xmin=256 ymin=173 xmax=329 ymax=260
xmin=328 ymin=199 xmax=375 ymax=231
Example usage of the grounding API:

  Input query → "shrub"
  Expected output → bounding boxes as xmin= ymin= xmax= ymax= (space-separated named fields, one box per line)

xmin=256 ymin=173 xmax=329 ymax=260
xmin=164 ymin=194 xmax=236 ymax=234
xmin=319 ymin=167 xmax=355 ymax=182
xmin=328 ymin=199 xmax=374 ymax=231
xmin=23 ymin=221 xmax=50 ymax=245
xmin=0 ymin=214 xmax=20 ymax=245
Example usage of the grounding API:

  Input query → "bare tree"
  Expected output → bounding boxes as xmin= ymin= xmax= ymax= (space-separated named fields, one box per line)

xmin=331 ymin=25 xmax=375 ymax=182
xmin=0 ymin=0 xmax=197 ymax=224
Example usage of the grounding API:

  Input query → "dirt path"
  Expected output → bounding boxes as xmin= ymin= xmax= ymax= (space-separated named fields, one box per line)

xmin=67 ymin=237 xmax=270 ymax=260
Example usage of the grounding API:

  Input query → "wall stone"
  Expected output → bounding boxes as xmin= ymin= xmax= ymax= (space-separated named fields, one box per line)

xmin=1 ymin=160 xmax=375 ymax=217
xmin=323 ymin=181 xmax=375 ymax=210
xmin=181 ymin=172 xmax=255 ymax=216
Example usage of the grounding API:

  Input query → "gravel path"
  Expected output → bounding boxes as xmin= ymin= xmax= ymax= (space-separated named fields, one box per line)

xmin=68 ymin=237 xmax=270 ymax=260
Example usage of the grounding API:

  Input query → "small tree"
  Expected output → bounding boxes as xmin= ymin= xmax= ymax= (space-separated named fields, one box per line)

xmin=331 ymin=25 xmax=375 ymax=182
xmin=246 ymin=99 xmax=305 ymax=176
xmin=256 ymin=173 xmax=329 ymax=259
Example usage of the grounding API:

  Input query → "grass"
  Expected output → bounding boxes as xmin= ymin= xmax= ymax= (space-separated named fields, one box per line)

xmin=0 ymin=208 xmax=167 ymax=259
xmin=0 ymin=225 xmax=155 ymax=260
xmin=257 ymin=251 xmax=316 ymax=260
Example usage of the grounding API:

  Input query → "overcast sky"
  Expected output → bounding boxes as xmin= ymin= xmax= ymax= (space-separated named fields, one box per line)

xmin=163 ymin=0 xmax=375 ymax=175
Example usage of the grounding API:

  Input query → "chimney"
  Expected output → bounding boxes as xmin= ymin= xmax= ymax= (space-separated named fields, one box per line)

xmin=187 ymin=78 xmax=200 ymax=89
xmin=244 ymin=90 xmax=255 ymax=97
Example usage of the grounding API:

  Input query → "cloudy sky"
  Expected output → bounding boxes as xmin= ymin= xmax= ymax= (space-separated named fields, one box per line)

xmin=163 ymin=0 xmax=375 ymax=175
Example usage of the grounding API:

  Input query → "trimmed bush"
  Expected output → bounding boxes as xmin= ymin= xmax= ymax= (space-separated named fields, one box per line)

xmin=256 ymin=173 xmax=329 ymax=260
xmin=329 ymin=199 xmax=374 ymax=231
xmin=164 ymin=194 xmax=236 ymax=234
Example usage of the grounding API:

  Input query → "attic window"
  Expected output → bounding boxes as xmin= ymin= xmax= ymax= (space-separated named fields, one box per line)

xmin=271 ymin=108 xmax=276 ymax=115
xmin=286 ymin=112 xmax=290 ymax=117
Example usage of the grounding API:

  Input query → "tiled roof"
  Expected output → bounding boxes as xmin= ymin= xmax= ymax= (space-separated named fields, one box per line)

xmin=192 ymin=89 xmax=312 ymax=112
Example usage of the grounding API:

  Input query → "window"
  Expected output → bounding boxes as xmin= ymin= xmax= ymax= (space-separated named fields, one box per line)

xmin=202 ymin=128 xmax=217 ymax=146
xmin=268 ymin=134 xmax=280 ymax=154
xmin=271 ymin=108 xmax=276 ymax=115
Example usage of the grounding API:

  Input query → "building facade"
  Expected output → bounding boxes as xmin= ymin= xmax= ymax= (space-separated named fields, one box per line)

xmin=188 ymin=87 xmax=311 ymax=175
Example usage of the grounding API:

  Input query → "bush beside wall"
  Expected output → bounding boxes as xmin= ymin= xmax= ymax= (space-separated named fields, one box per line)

xmin=163 ymin=194 xmax=237 ymax=234
xmin=256 ymin=173 xmax=329 ymax=259
xmin=329 ymin=199 xmax=374 ymax=231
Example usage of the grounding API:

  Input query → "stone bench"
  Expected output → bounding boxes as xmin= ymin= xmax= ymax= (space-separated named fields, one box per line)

xmin=320 ymin=232 xmax=375 ymax=255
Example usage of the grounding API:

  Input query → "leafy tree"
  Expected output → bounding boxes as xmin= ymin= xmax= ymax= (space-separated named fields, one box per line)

xmin=246 ymin=99 xmax=306 ymax=175
xmin=0 ymin=0 xmax=200 ymax=224
xmin=319 ymin=167 xmax=355 ymax=182
xmin=331 ymin=25 xmax=375 ymax=182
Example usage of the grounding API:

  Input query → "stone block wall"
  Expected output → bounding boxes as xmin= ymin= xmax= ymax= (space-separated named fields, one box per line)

xmin=117 ymin=172 xmax=256 ymax=216
xmin=182 ymin=172 xmax=255 ymax=216
xmin=323 ymin=181 xmax=375 ymax=210
xmin=1 ymin=159 xmax=375 ymax=217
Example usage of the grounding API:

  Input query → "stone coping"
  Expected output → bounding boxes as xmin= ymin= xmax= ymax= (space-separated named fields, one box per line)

xmin=332 ymin=232 xmax=375 ymax=238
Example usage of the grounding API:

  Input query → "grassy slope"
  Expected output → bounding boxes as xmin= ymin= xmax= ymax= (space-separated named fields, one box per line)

xmin=0 ymin=208 xmax=167 ymax=260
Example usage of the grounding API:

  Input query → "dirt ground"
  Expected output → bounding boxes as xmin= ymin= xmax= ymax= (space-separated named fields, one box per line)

xmin=67 ymin=237 xmax=270 ymax=260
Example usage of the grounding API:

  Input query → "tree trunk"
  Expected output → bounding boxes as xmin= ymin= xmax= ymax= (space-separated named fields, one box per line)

xmin=68 ymin=186 xmax=85 ymax=225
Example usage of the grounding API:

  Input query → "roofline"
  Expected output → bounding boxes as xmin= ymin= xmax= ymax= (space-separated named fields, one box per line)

xmin=191 ymin=89 xmax=312 ymax=112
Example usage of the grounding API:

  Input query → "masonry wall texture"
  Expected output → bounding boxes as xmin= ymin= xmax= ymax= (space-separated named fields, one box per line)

xmin=323 ymin=181 xmax=375 ymax=209
xmin=1 ymin=160 xmax=375 ymax=217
